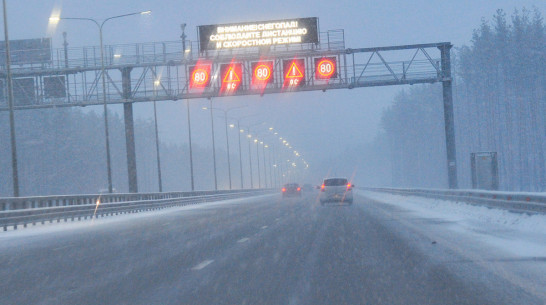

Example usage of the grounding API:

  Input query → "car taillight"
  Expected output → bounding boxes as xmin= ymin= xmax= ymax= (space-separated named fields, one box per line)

xmin=347 ymin=183 xmax=352 ymax=190
xmin=297 ymin=187 xmax=301 ymax=191
xmin=320 ymin=184 xmax=325 ymax=192
xmin=282 ymin=188 xmax=286 ymax=192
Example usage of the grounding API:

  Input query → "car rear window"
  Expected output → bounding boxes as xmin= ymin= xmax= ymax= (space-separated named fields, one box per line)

xmin=284 ymin=183 xmax=299 ymax=188
xmin=323 ymin=178 xmax=348 ymax=186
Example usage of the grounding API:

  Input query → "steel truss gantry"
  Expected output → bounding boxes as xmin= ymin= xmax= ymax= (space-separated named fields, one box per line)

xmin=0 ymin=29 xmax=457 ymax=192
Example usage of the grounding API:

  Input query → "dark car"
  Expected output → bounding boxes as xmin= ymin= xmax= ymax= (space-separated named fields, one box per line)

xmin=282 ymin=183 xmax=301 ymax=197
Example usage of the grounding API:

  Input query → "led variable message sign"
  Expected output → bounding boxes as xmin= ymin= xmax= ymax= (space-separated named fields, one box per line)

xmin=251 ymin=61 xmax=274 ymax=86
xmin=283 ymin=59 xmax=305 ymax=88
xmin=220 ymin=62 xmax=243 ymax=94
xmin=315 ymin=57 xmax=337 ymax=80
xmin=189 ymin=63 xmax=211 ymax=89
xmin=198 ymin=17 xmax=319 ymax=51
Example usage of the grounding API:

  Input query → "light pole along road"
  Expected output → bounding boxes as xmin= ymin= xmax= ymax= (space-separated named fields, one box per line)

xmin=243 ymin=122 xmax=266 ymax=188
xmin=3 ymin=0 xmax=19 ymax=196
xmin=230 ymin=114 xmax=262 ymax=189
xmin=202 ymin=105 xmax=246 ymax=190
xmin=49 ymin=10 xmax=151 ymax=194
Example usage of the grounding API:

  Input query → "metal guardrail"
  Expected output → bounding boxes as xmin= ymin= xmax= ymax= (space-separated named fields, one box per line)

xmin=360 ymin=187 xmax=546 ymax=214
xmin=0 ymin=189 xmax=273 ymax=231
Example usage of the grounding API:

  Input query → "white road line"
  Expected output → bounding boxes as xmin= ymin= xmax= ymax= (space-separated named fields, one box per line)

xmin=162 ymin=222 xmax=171 ymax=226
xmin=52 ymin=245 xmax=72 ymax=251
xmin=191 ymin=259 xmax=214 ymax=270
xmin=261 ymin=226 xmax=268 ymax=229
xmin=237 ymin=237 xmax=250 ymax=243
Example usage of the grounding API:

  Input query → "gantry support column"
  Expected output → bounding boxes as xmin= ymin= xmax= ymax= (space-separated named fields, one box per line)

xmin=121 ymin=67 xmax=138 ymax=193
xmin=439 ymin=43 xmax=458 ymax=189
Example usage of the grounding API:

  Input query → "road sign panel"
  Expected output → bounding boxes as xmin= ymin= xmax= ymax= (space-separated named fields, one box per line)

xmin=220 ymin=62 xmax=243 ymax=94
xmin=198 ymin=17 xmax=319 ymax=51
xmin=251 ymin=61 xmax=274 ymax=86
xmin=189 ymin=64 xmax=211 ymax=89
xmin=315 ymin=57 xmax=337 ymax=80
xmin=283 ymin=59 xmax=305 ymax=88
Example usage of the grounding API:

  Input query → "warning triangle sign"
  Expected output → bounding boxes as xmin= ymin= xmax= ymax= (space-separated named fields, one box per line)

xmin=223 ymin=66 xmax=241 ymax=83
xmin=285 ymin=62 xmax=304 ymax=78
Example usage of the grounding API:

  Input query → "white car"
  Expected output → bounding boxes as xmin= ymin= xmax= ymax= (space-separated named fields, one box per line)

xmin=319 ymin=177 xmax=354 ymax=205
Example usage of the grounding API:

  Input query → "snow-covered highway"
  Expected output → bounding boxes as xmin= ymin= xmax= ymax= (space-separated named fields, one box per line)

xmin=0 ymin=191 xmax=544 ymax=304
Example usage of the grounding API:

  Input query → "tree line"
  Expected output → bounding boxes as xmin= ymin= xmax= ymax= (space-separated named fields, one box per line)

xmin=0 ymin=107 xmax=233 ymax=196
xmin=376 ymin=8 xmax=546 ymax=191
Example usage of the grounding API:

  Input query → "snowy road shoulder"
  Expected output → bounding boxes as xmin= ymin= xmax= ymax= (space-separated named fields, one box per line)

xmin=358 ymin=190 xmax=546 ymax=301
xmin=0 ymin=193 xmax=276 ymax=242
xmin=358 ymin=190 xmax=546 ymax=256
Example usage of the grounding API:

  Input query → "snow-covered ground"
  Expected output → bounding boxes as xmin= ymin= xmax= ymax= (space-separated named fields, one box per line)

xmin=360 ymin=190 xmax=546 ymax=257
xmin=359 ymin=190 xmax=546 ymax=300
xmin=0 ymin=194 xmax=275 ymax=239
xmin=362 ymin=192 xmax=546 ymax=258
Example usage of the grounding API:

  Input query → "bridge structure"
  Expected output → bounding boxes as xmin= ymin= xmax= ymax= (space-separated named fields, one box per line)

xmin=0 ymin=28 xmax=457 ymax=195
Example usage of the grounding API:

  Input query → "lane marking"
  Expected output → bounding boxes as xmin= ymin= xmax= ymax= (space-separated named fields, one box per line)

xmin=52 ymin=245 xmax=73 ymax=251
xmin=237 ymin=237 xmax=250 ymax=243
xmin=162 ymin=222 xmax=171 ymax=226
xmin=191 ymin=259 xmax=214 ymax=270
xmin=261 ymin=226 xmax=268 ymax=229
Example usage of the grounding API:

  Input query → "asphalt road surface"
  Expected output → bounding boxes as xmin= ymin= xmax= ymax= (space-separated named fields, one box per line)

xmin=0 ymin=192 xmax=543 ymax=305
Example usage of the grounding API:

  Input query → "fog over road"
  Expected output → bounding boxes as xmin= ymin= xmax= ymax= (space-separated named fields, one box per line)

xmin=0 ymin=192 xmax=543 ymax=305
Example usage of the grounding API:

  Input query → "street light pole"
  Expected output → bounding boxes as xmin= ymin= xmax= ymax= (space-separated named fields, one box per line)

xmin=180 ymin=24 xmax=194 ymax=191
xmin=223 ymin=112 xmax=232 ymax=189
xmin=255 ymin=138 xmax=261 ymax=188
xmin=247 ymin=133 xmax=254 ymax=188
xmin=97 ymin=20 xmax=114 ymax=193
xmin=237 ymin=120 xmax=243 ymax=189
xmin=3 ymin=0 xmax=19 ymax=197
xmin=50 ymin=11 xmax=151 ymax=194
xmin=272 ymin=145 xmax=279 ymax=187
xmin=208 ymin=99 xmax=218 ymax=190
xmin=267 ymin=145 xmax=273 ymax=188
xmin=186 ymin=99 xmax=195 ymax=191
xmin=261 ymin=142 xmax=268 ymax=188
xmin=203 ymin=106 xmax=247 ymax=190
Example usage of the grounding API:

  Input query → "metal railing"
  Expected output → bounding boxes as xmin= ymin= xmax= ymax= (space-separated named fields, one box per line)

xmin=1 ymin=189 xmax=273 ymax=231
xmin=3 ymin=29 xmax=346 ymax=73
xmin=360 ymin=187 xmax=546 ymax=214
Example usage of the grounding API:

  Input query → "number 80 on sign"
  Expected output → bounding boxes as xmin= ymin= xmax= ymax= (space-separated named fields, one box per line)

xmin=189 ymin=64 xmax=211 ymax=89
xmin=314 ymin=57 xmax=337 ymax=80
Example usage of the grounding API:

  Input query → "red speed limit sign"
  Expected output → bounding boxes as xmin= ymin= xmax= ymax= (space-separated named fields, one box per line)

xmin=189 ymin=63 xmax=211 ymax=89
xmin=314 ymin=57 xmax=337 ymax=80
xmin=252 ymin=61 xmax=274 ymax=85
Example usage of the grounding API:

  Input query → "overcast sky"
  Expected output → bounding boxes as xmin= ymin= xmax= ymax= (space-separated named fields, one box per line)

xmin=3 ymin=0 xmax=546 ymax=181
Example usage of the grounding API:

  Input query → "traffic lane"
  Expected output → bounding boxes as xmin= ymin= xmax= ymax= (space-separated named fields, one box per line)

xmin=157 ymin=193 xmax=524 ymax=305
xmin=141 ymin=196 xmax=315 ymax=305
xmin=0 ymin=194 xmax=290 ymax=305
xmin=3 ymin=192 xmax=540 ymax=304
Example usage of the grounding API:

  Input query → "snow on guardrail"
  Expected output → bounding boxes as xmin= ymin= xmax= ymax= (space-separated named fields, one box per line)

xmin=0 ymin=189 xmax=273 ymax=231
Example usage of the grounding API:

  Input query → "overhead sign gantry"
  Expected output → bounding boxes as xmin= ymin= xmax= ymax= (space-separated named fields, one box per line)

xmin=0 ymin=16 xmax=458 ymax=195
